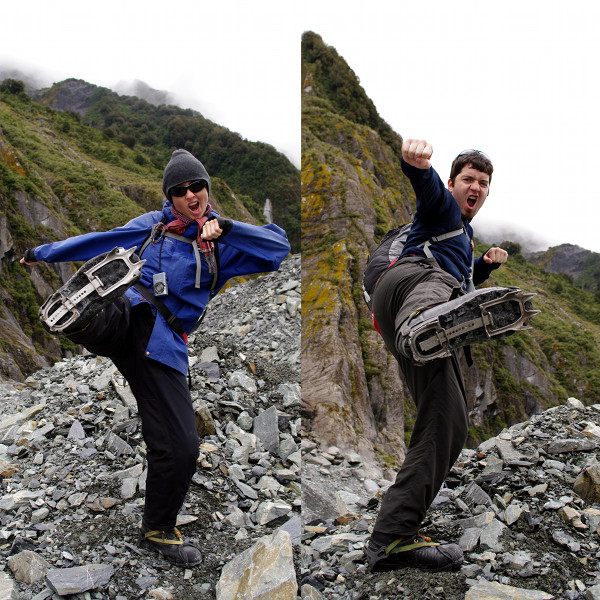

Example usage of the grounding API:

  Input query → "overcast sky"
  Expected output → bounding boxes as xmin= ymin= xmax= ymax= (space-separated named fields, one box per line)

xmin=296 ymin=0 xmax=600 ymax=253
xmin=3 ymin=1 xmax=600 ymax=253
xmin=1 ymin=0 xmax=301 ymax=167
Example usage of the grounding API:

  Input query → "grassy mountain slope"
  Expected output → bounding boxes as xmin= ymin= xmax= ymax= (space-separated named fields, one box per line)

xmin=301 ymin=32 xmax=600 ymax=468
xmin=31 ymin=79 xmax=300 ymax=251
xmin=0 ymin=82 xmax=293 ymax=380
xmin=527 ymin=243 xmax=600 ymax=293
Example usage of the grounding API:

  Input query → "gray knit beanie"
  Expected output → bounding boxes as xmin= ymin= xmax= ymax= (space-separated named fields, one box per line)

xmin=162 ymin=149 xmax=211 ymax=199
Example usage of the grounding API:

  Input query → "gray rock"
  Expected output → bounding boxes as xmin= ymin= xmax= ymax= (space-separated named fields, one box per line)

xmin=7 ymin=550 xmax=50 ymax=584
xmin=255 ymin=501 xmax=291 ymax=525
xmin=479 ymin=518 xmax=506 ymax=552
xmin=229 ymin=371 xmax=257 ymax=393
xmin=464 ymin=481 xmax=493 ymax=507
xmin=236 ymin=411 xmax=254 ymax=431
xmin=216 ymin=529 xmax=297 ymax=599
xmin=67 ymin=419 xmax=86 ymax=441
xmin=235 ymin=480 xmax=259 ymax=500
xmin=0 ymin=402 xmax=47 ymax=435
xmin=566 ymin=397 xmax=585 ymax=409
xmin=91 ymin=364 xmax=117 ymax=391
xmin=504 ymin=504 xmax=523 ymax=525
xmin=310 ymin=533 xmax=365 ymax=554
xmin=548 ymin=438 xmax=597 ymax=454
xmin=225 ymin=507 xmax=246 ymax=529
xmin=111 ymin=374 xmax=137 ymax=412
xmin=459 ymin=527 xmax=480 ymax=552
xmin=253 ymin=406 xmax=279 ymax=454
xmin=199 ymin=346 xmax=219 ymax=363
xmin=279 ymin=436 xmax=298 ymax=461
xmin=465 ymin=580 xmax=554 ymax=599
xmin=585 ymin=584 xmax=600 ymax=600
xmin=277 ymin=383 xmax=301 ymax=408
xmin=301 ymin=584 xmax=325 ymax=599
xmin=552 ymin=530 xmax=580 ymax=552
xmin=120 ymin=477 xmax=138 ymax=499
xmin=45 ymin=564 xmax=115 ymax=595
xmin=31 ymin=507 xmax=50 ymax=524
xmin=503 ymin=550 xmax=533 ymax=570
xmin=279 ymin=514 xmax=302 ymax=546
xmin=0 ymin=571 xmax=18 ymax=600
xmin=481 ymin=454 xmax=505 ymax=480
xmin=103 ymin=429 xmax=134 ymax=456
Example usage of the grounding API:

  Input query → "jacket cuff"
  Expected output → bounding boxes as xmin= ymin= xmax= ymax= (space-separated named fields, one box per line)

xmin=215 ymin=217 xmax=233 ymax=239
xmin=24 ymin=248 xmax=37 ymax=263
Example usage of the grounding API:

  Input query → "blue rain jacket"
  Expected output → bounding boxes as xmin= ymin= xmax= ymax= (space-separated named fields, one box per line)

xmin=399 ymin=158 xmax=499 ymax=288
xmin=32 ymin=202 xmax=291 ymax=374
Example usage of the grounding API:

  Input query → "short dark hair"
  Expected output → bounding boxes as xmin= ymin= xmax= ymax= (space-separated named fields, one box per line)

xmin=449 ymin=150 xmax=493 ymax=184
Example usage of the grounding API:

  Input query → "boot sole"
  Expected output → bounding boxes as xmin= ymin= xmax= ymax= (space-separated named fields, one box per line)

xmin=39 ymin=247 xmax=145 ymax=335
xmin=404 ymin=287 xmax=540 ymax=364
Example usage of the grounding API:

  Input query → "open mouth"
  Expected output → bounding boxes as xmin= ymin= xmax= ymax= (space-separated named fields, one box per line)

xmin=188 ymin=200 xmax=201 ymax=211
xmin=467 ymin=197 xmax=477 ymax=209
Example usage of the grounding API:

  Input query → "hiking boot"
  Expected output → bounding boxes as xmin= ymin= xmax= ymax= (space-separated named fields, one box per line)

xmin=138 ymin=525 xmax=202 ymax=567
xmin=365 ymin=534 xmax=463 ymax=573
xmin=39 ymin=247 xmax=145 ymax=335
xmin=397 ymin=286 xmax=539 ymax=364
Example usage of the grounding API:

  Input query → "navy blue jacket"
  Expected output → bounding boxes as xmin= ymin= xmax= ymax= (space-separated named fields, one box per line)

xmin=400 ymin=158 xmax=499 ymax=288
xmin=32 ymin=202 xmax=290 ymax=374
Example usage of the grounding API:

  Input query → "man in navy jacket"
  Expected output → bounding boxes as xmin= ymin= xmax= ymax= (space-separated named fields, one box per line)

xmin=366 ymin=139 xmax=535 ymax=573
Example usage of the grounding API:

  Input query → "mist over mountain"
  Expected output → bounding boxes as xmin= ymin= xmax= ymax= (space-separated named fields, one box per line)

xmin=112 ymin=79 xmax=176 ymax=108
xmin=474 ymin=220 xmax=556 ymax=253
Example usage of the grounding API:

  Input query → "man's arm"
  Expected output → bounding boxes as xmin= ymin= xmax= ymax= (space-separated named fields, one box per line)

xmin=474 ymin=247 xmax=508 ymax=285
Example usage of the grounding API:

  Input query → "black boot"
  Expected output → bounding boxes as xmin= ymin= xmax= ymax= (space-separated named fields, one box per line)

xmin=365 ymin=534 xmax=463 ymax=573
xmin=138 ymin=524 xmax=202 ymax=567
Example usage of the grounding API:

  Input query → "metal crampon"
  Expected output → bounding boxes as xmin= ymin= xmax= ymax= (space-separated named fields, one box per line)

xmin=39 ymin=247 xmax=145 ymax=335
xmin=398 ymin=287 xmax=540 ymax=365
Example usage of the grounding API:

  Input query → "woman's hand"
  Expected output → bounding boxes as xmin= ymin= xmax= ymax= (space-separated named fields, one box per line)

xmin=201 ymin=219 xmax=223 ymax=241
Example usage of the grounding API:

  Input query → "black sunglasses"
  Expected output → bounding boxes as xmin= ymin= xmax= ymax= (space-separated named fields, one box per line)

xmin=169 ymin=180 xmax=207 ymax=198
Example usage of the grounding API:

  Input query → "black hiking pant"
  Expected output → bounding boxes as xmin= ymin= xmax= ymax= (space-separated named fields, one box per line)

xmin=68 ymin=298 xmax=199 ymax=531
xmin=371 ymin=256 xmax=469 ymax=537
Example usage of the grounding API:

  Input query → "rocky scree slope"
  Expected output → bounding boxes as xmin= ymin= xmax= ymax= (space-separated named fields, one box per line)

xmin=300 ymin=32 xmax=600 ymax=475
xmin=0 ymin=255 xmax=301 ymax=600
xmin=301 ymin=396 xmax=600 ymax=600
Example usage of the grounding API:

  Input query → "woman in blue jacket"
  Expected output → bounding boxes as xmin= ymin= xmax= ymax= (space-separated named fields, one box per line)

xmin=21 ymin=149 xmax=290 ymax=567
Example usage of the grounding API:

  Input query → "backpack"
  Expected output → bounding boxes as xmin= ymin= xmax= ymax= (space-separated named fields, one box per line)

xmin=361 ymin=221 xmax=470 ymax=310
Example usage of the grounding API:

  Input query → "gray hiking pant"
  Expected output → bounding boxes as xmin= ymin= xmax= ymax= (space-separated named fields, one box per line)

xmin=371 ymin=256 xmax=469 ymax=537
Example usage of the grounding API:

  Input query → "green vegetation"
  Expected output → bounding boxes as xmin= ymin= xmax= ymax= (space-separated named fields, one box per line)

xmin=0 ymin=78 xmax=297 ymax=374
xmin=35 ymin=81 xmax=299 ymax=251
xmin=302 ymin=32 xmax=403 ymax=159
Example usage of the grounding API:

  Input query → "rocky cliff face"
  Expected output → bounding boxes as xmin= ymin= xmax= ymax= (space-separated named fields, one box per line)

xmin=29 ymin=78 xmax=96 ymax=116
xmin=527 ymin=244 xmax=592 ymax=280
xmin=301 ymin=36 xmax=413 ymax=471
